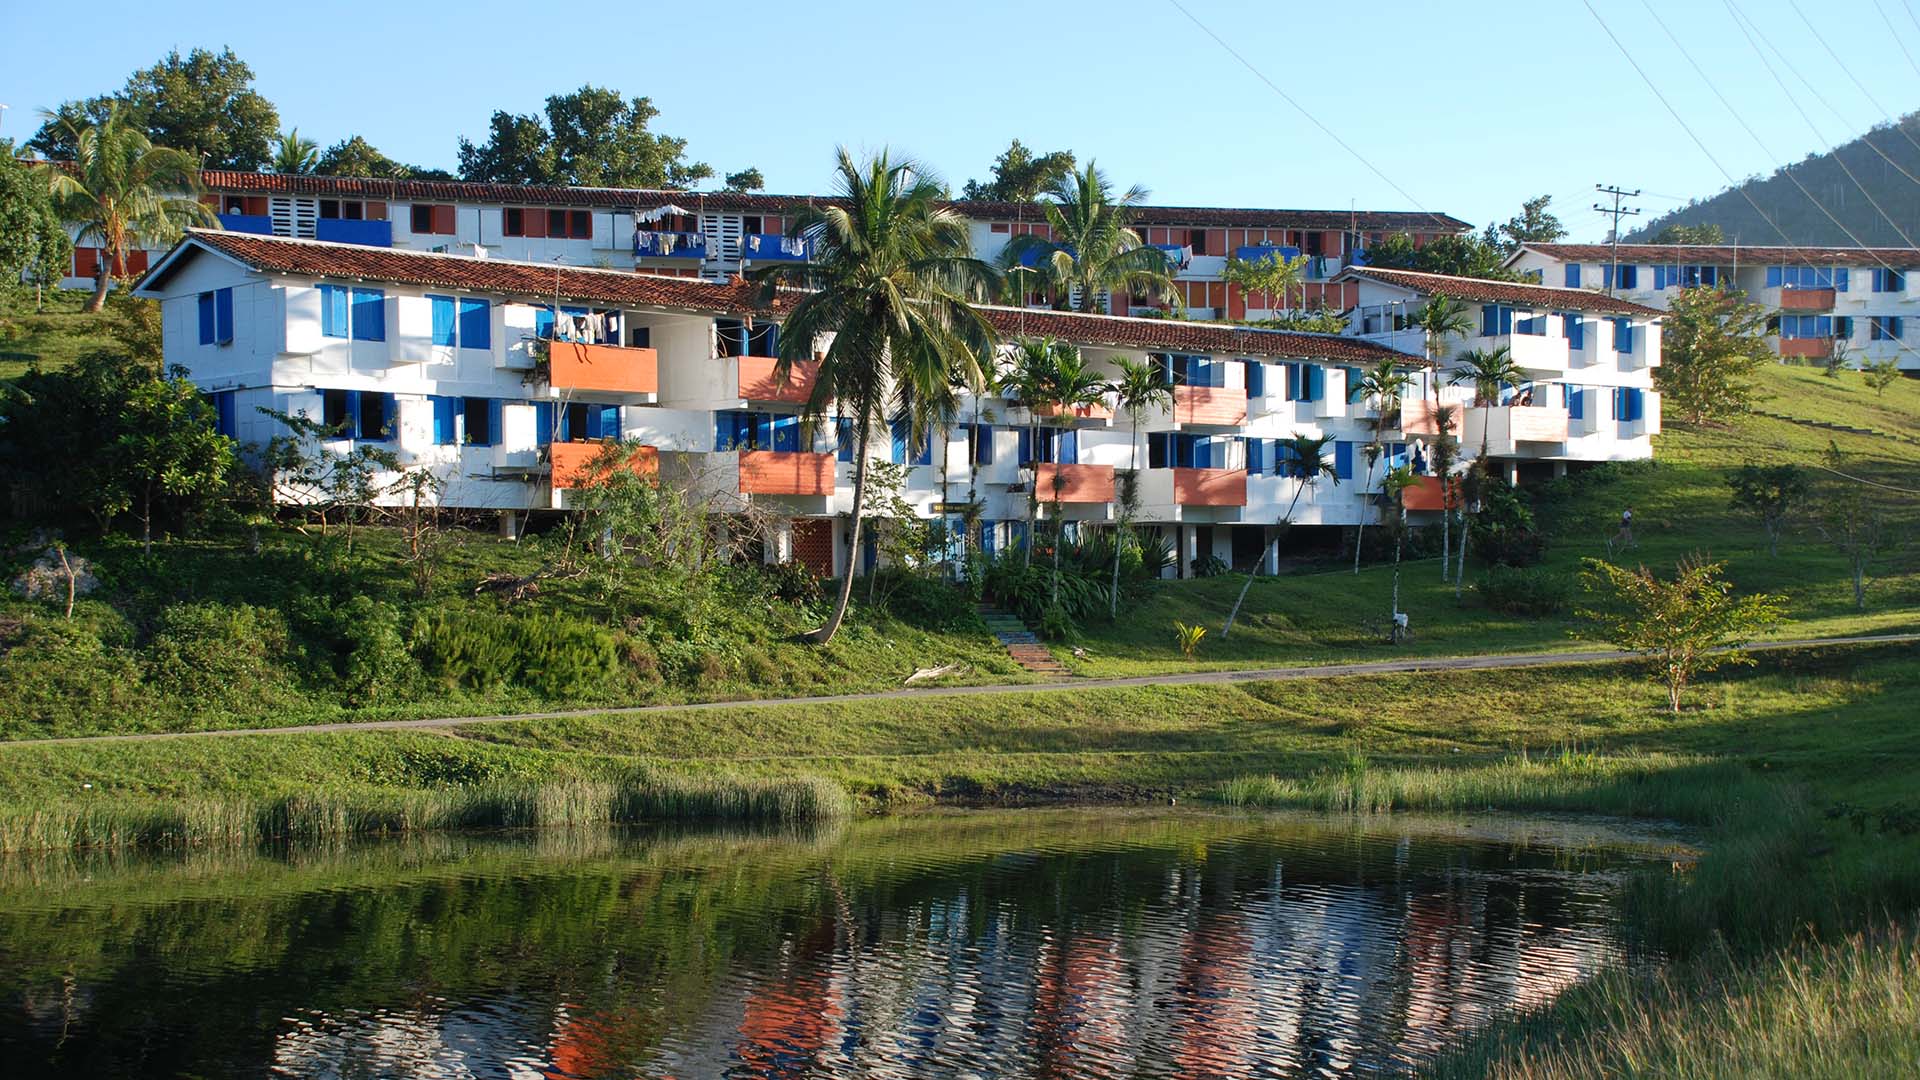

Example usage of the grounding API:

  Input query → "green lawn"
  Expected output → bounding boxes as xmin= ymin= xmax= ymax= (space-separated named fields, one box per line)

xmin=0 ymin=289 xmax=129 ymax=381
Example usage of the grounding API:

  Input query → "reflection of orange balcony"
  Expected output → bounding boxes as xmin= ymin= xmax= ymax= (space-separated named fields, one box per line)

xmin=1033 ymin=463 xmax=1115 ymax=503
xmin=1173 ymin=385 xmax=1247 ymax=426
xmin=550 ymin=441 xmax=657 ymax=489
xmin=548 ymin=341 xmax=657 ymax=394
xmin=738 ymin=356 xmax=819 ymax=403
xmin=740 ymin=450 xmax=834 ymax=495
xmin=1779 ymin=337 xmax=1832 ymax=359
xmin=1173 ymin=467 xmax=1247 ymax=506
xmin=1402 ymin=475 xmax=1458 ymax=512
xmin=1779 ymin=288 xmax=1836 ymax=311
xmin=1032 ymin=401 xmax=1113 ymax=422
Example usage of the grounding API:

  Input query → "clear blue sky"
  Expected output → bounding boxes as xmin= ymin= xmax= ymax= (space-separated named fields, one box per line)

xmin=4 ymin=0 xmax=1917 ymax=240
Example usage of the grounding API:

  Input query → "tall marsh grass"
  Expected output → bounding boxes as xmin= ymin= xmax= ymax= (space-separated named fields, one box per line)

xmin=0 ymin=770 xmax=852 ymax=854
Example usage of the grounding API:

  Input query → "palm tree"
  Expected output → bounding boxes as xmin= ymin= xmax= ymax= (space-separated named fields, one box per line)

xmin=1036 ymin=345 xmax=1112 ymax=603
xmin=1001 ymin=162 xmax=1176 ymax=313
xmin=1221 ymin=251 xmax=1308 ymax=316
xmin=1351 ymin=359 xmax=1411 ymax=574
xmin=273 ymin=129 xmax=319 ymax=174
xmin=1447 ymin=345 xmax=1526 ymax=595
xmin=1008 ymin=338 xmax=1062 ymax=568
xmin=752 ymin=149 xmax=997 ymax=645
xmin=1380 ymin=464 xmax=1420 ymax=643
xmin=46 ymin=104 xmax=215 ymax=311
xmin=1411 ymin=294 xmax=1470 ymax=580
xmin=1223 ymin=433 xmax=1338 ymax=637
xmin=1109 ymin=357 xmax=1173 ymax=615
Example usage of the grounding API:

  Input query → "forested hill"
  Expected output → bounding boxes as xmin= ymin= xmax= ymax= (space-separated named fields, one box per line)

xmin=1628 ymin=112 xmax=1920 ymax=247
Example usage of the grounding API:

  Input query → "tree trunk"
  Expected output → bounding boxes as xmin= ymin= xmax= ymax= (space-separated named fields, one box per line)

xmin=1390 ymin=502 xmax=1405 ymax=642
xmin=141 ymin=482 xmax=154 ymax=557
xmin=811 ymin=436 xmax=870 ymax=645
xmin=1224 ymin=483 xmax=1307 ymax=637
xmin=86 ymin=270 xmax=111 ymax=313
xmin=1454 ymin=515 xmax=1470 ymax=600
xmin=1111 ymin=417 xmax=1140 ymax=618
xmin=1440 ymin=497 xmax=1451 ymax=583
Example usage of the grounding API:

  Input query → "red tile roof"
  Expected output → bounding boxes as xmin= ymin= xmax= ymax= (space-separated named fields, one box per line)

xmin=1517 ymin=242 xmax=1920 ymax=267
xmin=1334 ymin=266 xmax=1664 ymax=317
xmin=144 ymin=231 xmax=1415 ymax=363
xmin=192 ymin=169 xmax=1469 ymax=233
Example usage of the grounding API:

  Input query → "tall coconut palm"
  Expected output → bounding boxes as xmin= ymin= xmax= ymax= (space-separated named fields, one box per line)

xmin=1001 ymin=162 xmax=1176 ymax=313
xmin=1379 ymin=464 xmax=1420 ymax=643
xmin=1008 ymin=338 xmax=1062 ymax=568
xmin=1036 ymin=345 xmax=1112 ymax=603
xmin=1447 ymin=345 xmax=1525 ymax=595
xmin=273 ymin=129 xmax=319 ymax=175
xmin=1411 ymin=294 xmax=1470 ymax=580
xmin=46 ymin=104 xmax=215 ymax=311
xmin=1223 ymin=433 xmax=1338 ymax=637
xmin=753 ymin=148 xmax=997 ymax=644
xmin=1109 ymin=357 xmax=1173 ymax=615
xmin=1351 ymin=359 xmax=1412 ymax=574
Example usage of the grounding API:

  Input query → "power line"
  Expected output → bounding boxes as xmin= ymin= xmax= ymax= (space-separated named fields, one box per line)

xmin=1873 ymin=0 xmax=1920 ymax=81
xmin=1160 ymin=0 xmax=1454 ymax=234
xmin=1786 ymin=0 xmax=1920 ymax=160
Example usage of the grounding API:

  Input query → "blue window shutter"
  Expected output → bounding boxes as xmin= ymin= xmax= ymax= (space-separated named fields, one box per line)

xmin=891 ymin=419 xmax=907 ymax=464
xmin=1246 ymin=437 xmax=1264 ymax=474
xmin=595 ymin=404 xmax=620 ymax=439
xmin=1344 ymin=366 xmax=1364 ymax=402
xmin=1835 ymin=269 xmax=1849 ymax=292
xmin=1893 ymin=316 xmax=1904 ymax=338
xmin=1334 ymin=441 xmax=1353 ymax=481
xmin=980 ymin=520 xmax=996 ymax=555
xmin=1481 ymin=305 xmax=1498 ymax=337
xmin=1565 ymin=263 xmax=1581 ymax=288
xmin=1286 ymin=362 xmax=1302 ymax=400
xmin=430 ymin=296 xmax=456 ymax=346
xmin=714 ymin=412 xmax=734 ymax=451
xmin=321 ymin=284 xmax=350 ymax=338
xmin=350 ymin=288 xmax=385 ymax=341
xmin=1176 ymin=435 xmax=1196 ymax=469
xmin=432 ymin=396 xmax=456 ymax=445
xmin=771 ymin=414 xmax=799 ymax=452
xmin=1057 ymin=430 xmax=1077 ymax=465
xmin=197 ymin=293 xmax=215 ymax=345
xmin=836 ymin=417 xmax=855 ymax=462
xmin=1653 ymin=266 xmax=1665 ymax=291
xmin=1246 ymin=361 xmax=1264 ymax=397
xmin=214 ymin=288 xmax=234 ymax=344
xmin=534 ymin=308 xmax=555 ymax=340
xmin=977 ymin=424 xmax=995 ymax=465
xmin=1307 ymin=365 xmax=1325 ymax=402
xmin=533 ymin=402 xmax=554 ymax=446
xmin=1766 ymin=266 xmax=1783 ymax=288
xmin=483 ymin=399 xmax=501 ymax=446
xmin=754 ymin=413 xmax=773 ymax=451
xmin=1018 ymin=427 xmax=1033 ymax=465
xmin=459 ymin=299 xmax=490 ymax=349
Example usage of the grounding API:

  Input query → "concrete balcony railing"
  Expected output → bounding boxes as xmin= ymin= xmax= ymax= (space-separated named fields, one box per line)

xmin=1479 ymin=331 xmax=1571 ymax=374
xmin=1399 ymin=399 xmax=1463 ymax=437
xmin=549 ymin=441 xmax=657 ymax=489
xmin=547 ymin=341 xmax=658 ymax=395
xmin=1778 ymin=338 xmax=1833 ymax=359
xmin=1030 ymin=463 xmax=1116 ymax=504
xmin=737 ymin=355 xmax=819 ymax=405
xmin=1030 ymin=401 xmax=1114 ymax=424
xmin=1171 ymin=385 xmax=1248 ymax=427
xmin=1465 ymin=405 xmax=1569 ymax=457
xmin=739 ymin=449 xmax=835 ymax=496
xmin=1778 ymin=288 xmax=1837 ymax=311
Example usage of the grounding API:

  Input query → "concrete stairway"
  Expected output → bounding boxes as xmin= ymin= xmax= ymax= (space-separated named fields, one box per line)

xmin=979 ymin=607 xmax=1069 ymax=677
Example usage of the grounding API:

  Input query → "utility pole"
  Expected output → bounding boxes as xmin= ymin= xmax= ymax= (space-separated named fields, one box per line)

xmin=1594 ymin=184 xmax=1641 ymax=296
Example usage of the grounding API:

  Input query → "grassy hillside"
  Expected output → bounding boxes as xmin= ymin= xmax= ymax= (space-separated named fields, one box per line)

xmin=0 ymin=290 xmax=132 ymax=381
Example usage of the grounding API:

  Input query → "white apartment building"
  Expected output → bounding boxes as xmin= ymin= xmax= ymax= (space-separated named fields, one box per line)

xmin=139 ymin=229 xmax=1569 ymax=577
xmin=1507 ymin=243 xmax=1920 ymax=371
xmin=1334 ymin=266 xmax=1665 ymax=490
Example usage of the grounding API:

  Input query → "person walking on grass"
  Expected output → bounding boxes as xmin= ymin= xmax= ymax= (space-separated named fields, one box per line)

xmin=1609 ymin=506 xmax=1636 ymax=555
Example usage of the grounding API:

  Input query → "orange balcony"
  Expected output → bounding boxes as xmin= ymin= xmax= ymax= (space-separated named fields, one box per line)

xmin=1779 ymin=337 xmax=1833 ymax=359
xmin=550 ymin=441 xmax=657 ymax=489
xmin=1778 ymin=288 xmax=1836 ymax=311
xmin=1173 ymin=385 xmax=1248 ymax=426
xmin=740 ymin=450 xmax=834 ymax=495
xmin=1172 ymin=467 xmax=1247 ymax=506
xmin=1399 ymin=399 xmax=1460 ymax=437
xmin=547 ymin=341 xmax=658 ymax=394
xmin=1032 ymin=463 xmax=1116 ymax=503
xmin=1402 ymin=475 xmax=1458 ymax=512
xmin=738 ymin=356 xmax=819 ymax=404
xmin=1031 ymin=400 xmax=1113 ymax=422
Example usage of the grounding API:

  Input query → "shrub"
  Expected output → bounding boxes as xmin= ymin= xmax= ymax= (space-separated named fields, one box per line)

xmin=411 ymin=608 xmax=620 ymax=699
xmin=292 ymin=594 xmax=418 ymax=705
xmin=1476 ymin=565 xmax=1574 ymax=616
xmin=412 ymin=609 xmax=518 ymax=693
xmin=1190 ymin=553 xmax=1229 ymax=577
xmin=0 ymin=614 xmax=145 ymax=735
xmin=754 ymin=559 xmax=824 ymax=607
xmin=1469 ymin=473 xmax=1546 ymax=567
xmin=882 ymin=573 xmax=982 ymax=633
xmin=1174 ymin=620 xmax=1207 ymax=658
xmin=143 ymin=602 xmax=295 ymax=711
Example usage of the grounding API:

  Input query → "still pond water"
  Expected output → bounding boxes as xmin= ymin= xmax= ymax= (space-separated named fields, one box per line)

xmin=0 ymin=809 xmax=1682 ymax=1079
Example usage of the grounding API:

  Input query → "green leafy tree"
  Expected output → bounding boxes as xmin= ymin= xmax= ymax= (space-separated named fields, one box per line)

xmin=1655 ymin=286 xmax=1774 ymax=424
xmin=1815 ymin=445 xmax=1902 ymax=609
xmin=1862 ymin=358 xmax=1902 ymax=397
xmin=1411 ymin=294 xmax=1471 ymax=579
xmin=46 ymin=105 xmax=215 ymax=311
xmin=272 ymin=129 xmax=319 ymax=174
xmin=1649 ymin=223 xmax=1725 ymax=244
xmin=1494 ymin=194 xmax=1567 ymax=252
xmin=1448 ymin=345 xmax=1524 ymax=593
xmin=31 ymin=48 xmax=280 ymax=170
xmin=116 ymin=373 xmax=238 ymax=554
xmin=458 ymin=87 xmax=712 ymax=188
xmin=1222 ymin=433 xmax=1337 ymax=637
xmin=1109 ymin=357 xmax=1173 ymax=615
xmin=1362 ymin=232 xmax=1517 ymax=281
xmin=1000 ymin=162 xmax=1174 ymax=313
xmin=0 ymin=154 xmax=73 ymax=312
xmin=1725 ymin=464 xmax=1809 ymax=557
xmin=962 ymin=139 xmax=1077 ymax=203
xmin=1579 ymin=556 xmax=1785 ymax=712
xmin=261 ymin=409 xmax=405 ymax=557
xmin=723 ymin=167 xmax=765 ymax=192
xmin=750 ymin=149 xmax=996 ymax=645
xmin=314 ymin=136 xmax=449 ymax=180
xmin=1352 ymin=359 xmax=1411 ymax=574
xmin=1221 ymin=250 xmax=1308 ymax=314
